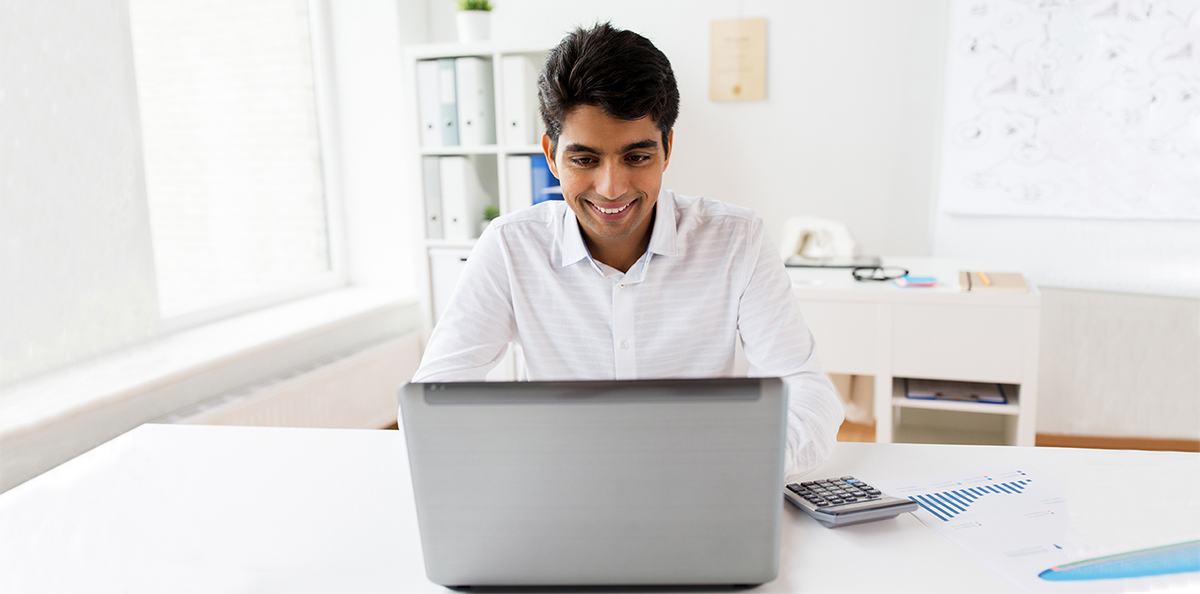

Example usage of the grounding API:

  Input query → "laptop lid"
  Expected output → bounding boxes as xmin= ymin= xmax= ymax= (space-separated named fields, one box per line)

xmin=399 ymin=377 xmax=787 ymax=588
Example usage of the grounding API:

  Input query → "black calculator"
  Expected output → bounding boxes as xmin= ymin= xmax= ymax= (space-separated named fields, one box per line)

xmin=784 ymin=475 xmax=918 ymax=528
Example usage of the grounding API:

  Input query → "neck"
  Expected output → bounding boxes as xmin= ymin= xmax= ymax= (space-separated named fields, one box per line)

xmin=585 ymin=212 xmax=655 ymax=273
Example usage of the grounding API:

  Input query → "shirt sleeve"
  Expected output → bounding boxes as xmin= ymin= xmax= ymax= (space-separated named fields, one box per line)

xmin=735 ymin=218 xmax=845 ymax=479
xmin=411 ymin=223 xmax=518 ymax=383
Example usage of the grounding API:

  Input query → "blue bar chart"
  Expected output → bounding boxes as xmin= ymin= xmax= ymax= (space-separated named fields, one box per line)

xmin=909 ymin=475 xmax=1033 ymax=522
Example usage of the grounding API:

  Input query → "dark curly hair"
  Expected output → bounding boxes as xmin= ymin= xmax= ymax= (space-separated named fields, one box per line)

xmin=537 ymin=23 xmax=680 ymax=158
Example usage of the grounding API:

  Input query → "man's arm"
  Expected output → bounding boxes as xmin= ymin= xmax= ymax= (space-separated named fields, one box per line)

xmin=735 ymin=219 xmax=845 ymax=478
xmin=412 ymin=224 xmax=518 ymax=382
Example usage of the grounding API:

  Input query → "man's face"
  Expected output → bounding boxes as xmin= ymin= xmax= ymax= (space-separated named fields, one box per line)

xmin=543 ymin=105 xmax=671 ymax=254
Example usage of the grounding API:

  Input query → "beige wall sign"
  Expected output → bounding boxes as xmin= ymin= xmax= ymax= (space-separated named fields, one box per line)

xmin=710 ymin=18 xmax=767 ymax=102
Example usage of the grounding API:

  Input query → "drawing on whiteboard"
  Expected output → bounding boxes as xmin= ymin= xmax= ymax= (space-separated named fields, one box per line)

xmin=938 ymin=0 xmax=1200 ymax=220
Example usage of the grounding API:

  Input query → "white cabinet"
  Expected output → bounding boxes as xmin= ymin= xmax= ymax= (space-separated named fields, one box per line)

xmin=790 ymin=258 xmax=1041 ymax=446
xmin=428 ymin=246 xmax=472 ymax=322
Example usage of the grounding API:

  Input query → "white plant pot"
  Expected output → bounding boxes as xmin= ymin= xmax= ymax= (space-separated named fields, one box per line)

xmin=456 ymin=11 xmax=491 ymax=43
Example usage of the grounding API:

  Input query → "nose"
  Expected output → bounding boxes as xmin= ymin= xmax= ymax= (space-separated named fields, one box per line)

xmin=593 ymin=160 xmax=631 ymax=200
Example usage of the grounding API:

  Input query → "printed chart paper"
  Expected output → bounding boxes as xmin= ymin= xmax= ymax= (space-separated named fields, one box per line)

xmin=875 ymin=466 xmax=1199 ymax=593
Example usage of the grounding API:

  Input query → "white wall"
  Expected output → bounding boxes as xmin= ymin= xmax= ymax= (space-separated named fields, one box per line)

xmin=428 ymin=0 xmax=948 ymax=257
xmin=324 ymin=0 xmax=427 ymax=292
xmin=0 ymin=0 xmax=160 ymax=387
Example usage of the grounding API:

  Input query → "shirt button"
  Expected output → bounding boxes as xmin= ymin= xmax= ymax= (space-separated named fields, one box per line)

xmin=620 ymin=340 xmax=630 ymax=350
xmin=618 ymin=284 xmax=625 ymax=289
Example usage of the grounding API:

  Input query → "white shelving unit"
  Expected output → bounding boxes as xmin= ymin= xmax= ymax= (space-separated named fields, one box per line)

xmin=405 ymin=43 xmax=550 ymax=380
xmin=406 ymin=43 xmax=549 ymax=244
xmin=788 ymin=257 xmax=1041 ymax=446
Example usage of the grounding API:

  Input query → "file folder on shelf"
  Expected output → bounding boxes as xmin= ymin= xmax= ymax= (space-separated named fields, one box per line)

xmin=501 ymin=55 xmax=539 ymax=146
xmin=437 ymin=58 xmax=459 ymax=146
xmin=905 ymin=379 xmax=1007 ymax=404
xmin=439 ymin=155 xmax=497 ymax=241
xmin=422 ymin=156 xmax=443 ymax=239
xmin=416 ymin=60 xmax=442 ymax=147
xmin=506 ymin=155 xmax=533 ymax=211
xmin=454 ymin=57 xmax=495 ymax=146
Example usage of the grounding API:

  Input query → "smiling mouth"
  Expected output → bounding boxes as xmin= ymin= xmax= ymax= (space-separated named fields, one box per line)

xmin=590 ymin=199 xmax=634 ymax=215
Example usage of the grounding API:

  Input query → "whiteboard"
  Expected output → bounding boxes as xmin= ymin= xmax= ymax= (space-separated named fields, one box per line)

xmin=938 ymin=0 xmax=1200 ymax=219
xmin=935 ymin=0 xmax=1200 ymax=297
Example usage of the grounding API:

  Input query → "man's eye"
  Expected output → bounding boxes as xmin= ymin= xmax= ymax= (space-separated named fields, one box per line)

xmin=570 ymin=157 xmax=595 ymax=166
xmin=626 ymin=154 xmax=651 ymax=164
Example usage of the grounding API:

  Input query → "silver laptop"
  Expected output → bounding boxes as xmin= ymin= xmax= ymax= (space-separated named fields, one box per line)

xmin=398 ymin=377 xmax=786 ymax=588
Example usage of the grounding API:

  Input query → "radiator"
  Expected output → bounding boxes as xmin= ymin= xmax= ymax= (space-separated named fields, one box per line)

xmin=162 ymin=333 xmax=422 ymax=429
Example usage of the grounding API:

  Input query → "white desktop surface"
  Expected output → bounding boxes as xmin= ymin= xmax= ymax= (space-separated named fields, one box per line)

xmin=2 ymin=424 xmax=1197 ymax=593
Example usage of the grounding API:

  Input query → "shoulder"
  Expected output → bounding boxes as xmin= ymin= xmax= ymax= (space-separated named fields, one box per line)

xmin=668 ymin=191 xmax=762 ymax=234
xmin=485 ymin=200 xmax=565 ymax=243
xmin=491 ymin=199 xmax=564 ymax=229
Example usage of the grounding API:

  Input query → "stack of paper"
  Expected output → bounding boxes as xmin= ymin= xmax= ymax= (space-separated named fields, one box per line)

xmin=959 ymin=271 xmax=1028 ymax=293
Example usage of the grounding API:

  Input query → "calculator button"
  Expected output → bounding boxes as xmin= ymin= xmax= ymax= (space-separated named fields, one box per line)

xmin=787 ymin=483 xmax=803 ymax=493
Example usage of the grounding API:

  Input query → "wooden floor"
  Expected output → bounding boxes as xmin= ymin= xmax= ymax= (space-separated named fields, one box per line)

xmin=837 ymin=421 xmax=877 ymax=443
xmin=836 ymin=421 xmax=1199 ymax=452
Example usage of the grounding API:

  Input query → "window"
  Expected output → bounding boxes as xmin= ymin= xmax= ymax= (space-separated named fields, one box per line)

xmin=128 ymin=0 xmax=336 ymax=318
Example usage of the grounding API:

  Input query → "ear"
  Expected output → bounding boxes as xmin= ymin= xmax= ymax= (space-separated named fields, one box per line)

xmin=662 ymin=129 xmax=673 ymax=171
xmin=541 ymin=134 xmax=559 ymax=178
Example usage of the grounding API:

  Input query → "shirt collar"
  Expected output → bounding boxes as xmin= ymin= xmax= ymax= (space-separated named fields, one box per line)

xmin=646 ymin=188 xmax=678 ymax=257
xmin=558 ymin=188 xmax=678 ymax=269
xmin=560 ymin=207 xmax=591 ymax=268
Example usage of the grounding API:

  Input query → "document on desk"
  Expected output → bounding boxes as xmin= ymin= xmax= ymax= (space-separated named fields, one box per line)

xmin=874 ymin=466 xmax=1199 ymax=593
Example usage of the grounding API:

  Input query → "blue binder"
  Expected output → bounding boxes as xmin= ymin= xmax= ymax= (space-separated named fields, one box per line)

xmin=530 ymin=154 xmax=563 ymax=204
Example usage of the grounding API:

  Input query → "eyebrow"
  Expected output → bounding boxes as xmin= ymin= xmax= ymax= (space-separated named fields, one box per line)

xmin=563 ymin=139 xmax=660 ymax=154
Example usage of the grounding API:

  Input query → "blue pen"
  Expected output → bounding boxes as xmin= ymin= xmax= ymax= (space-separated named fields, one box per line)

xmin=1039 ymin=540 xmax=1200 ymax=581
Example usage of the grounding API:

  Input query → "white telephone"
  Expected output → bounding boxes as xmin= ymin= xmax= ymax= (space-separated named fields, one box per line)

xmin=778 ymin=217 xmax=860 ymax=262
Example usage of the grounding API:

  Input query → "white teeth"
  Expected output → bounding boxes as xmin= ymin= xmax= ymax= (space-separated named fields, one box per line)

xmin=596 ymin=203 xmax=629 ymax=214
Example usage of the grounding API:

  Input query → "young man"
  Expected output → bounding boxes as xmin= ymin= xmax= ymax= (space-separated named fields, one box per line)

xmin=412 ymin=23 xmax=843 ymax=477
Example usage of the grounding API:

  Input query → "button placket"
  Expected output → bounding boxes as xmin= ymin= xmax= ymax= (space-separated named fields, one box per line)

xmin=612 ymin=279 xmax=636 ymax=379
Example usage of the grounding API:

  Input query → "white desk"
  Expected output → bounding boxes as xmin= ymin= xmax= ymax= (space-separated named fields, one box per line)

xmin=3 ymin=424 xmax=1196 ymax=593
xmin=788 ymin=258 xmax=1041 ymax=446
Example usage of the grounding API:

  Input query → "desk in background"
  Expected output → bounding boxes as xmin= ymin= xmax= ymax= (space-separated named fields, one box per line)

xmin=789 ymin=257 xmax=1041 ymax=446
xmin=3 ymin=424 xmax=1195 ymax=593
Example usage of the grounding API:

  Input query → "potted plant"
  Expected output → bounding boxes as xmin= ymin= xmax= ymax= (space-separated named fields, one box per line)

xmin=456 ymin=0 xmax=493 ymax=43
xmin=480 ymin=204 xmax=500 ymax=235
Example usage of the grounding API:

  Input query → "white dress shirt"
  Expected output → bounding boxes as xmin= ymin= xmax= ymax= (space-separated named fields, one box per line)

xmin=413 ymin=189 xmax=844 ymax=477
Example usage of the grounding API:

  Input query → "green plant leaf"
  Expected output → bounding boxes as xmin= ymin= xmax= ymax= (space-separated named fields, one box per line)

xmin=457 ymin=0 xmax=493 ymax=11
